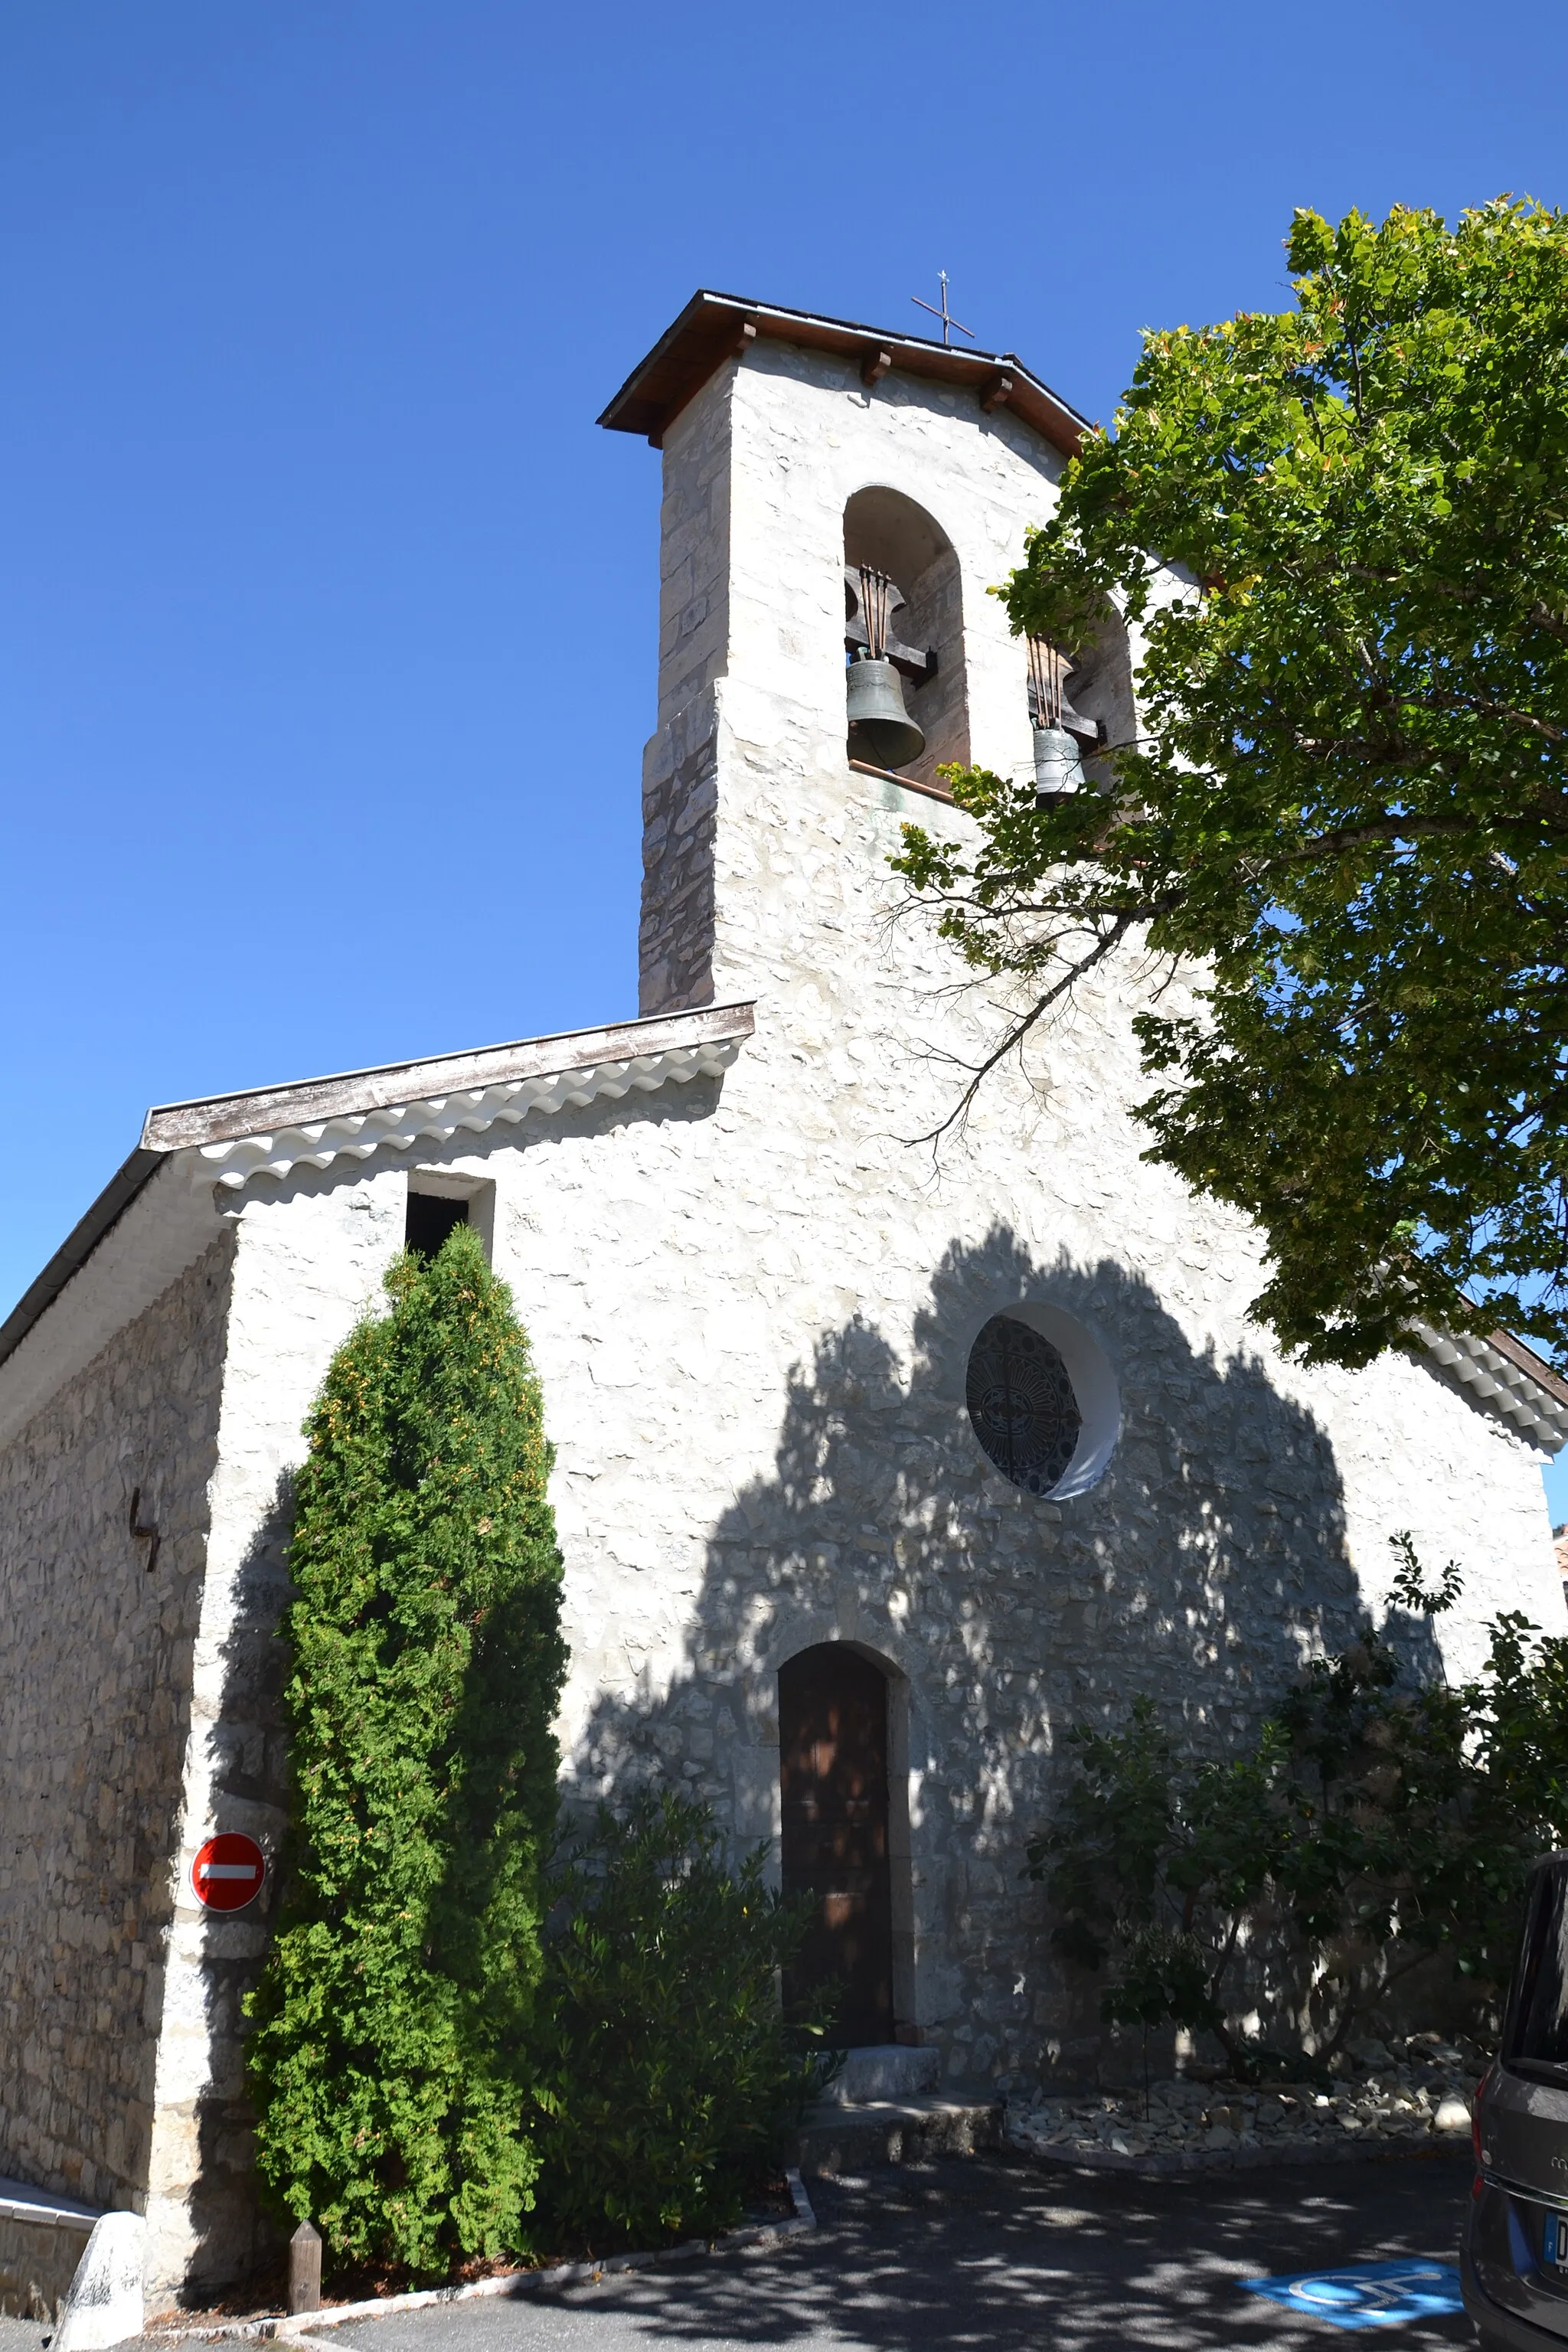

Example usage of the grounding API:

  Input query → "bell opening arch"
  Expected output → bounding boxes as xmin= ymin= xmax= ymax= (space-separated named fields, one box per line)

xmin=1025 ymin=593 xmax=1135 ymax=793
xmin=843 ymin=486 xmax=968 ymax=789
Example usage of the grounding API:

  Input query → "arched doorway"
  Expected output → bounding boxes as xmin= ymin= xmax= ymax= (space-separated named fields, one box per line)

xmin=779 ymin=1644 xmax=893 ymax=2047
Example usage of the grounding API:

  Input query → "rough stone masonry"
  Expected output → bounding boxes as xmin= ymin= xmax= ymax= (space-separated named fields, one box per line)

xmin=1 ymin=291 xmax=1564 ymax=2301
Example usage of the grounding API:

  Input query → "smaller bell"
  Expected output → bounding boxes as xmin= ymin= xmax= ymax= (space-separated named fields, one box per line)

xmin=847 ymin=655 xmax=926 ymax=771
xmin=1034 ymin=725 xmax=1087 ymax=805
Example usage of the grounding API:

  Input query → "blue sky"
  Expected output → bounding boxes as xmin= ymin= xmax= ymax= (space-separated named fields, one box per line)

xmin=5 ymin=2 xmax=1566 ymax=1512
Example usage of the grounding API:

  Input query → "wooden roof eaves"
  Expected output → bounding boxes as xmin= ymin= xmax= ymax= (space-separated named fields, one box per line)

xmin=140 ymin=1000 xmax=759 ymax=1152
xmin=0 ymin=1003 xmax=758 ymax=1377
xmin=596 ymin=289 xmax=1091 ymax=458
xmin=0 ymin=1149 xmax=166 ymax=1374
xmin=1487 ymin=1324 xmax=1568 ymax=1414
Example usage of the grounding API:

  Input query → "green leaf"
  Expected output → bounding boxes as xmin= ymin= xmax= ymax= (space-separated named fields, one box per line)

xmin=243 ymin=1228 xmax=567 ymax=2275
xmin=894 ymin=196 xmax=1568 ymax=1368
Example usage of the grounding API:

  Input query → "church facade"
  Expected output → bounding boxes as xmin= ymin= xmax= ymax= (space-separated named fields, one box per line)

xmin=2 ymin=292 xmax=1566 ymax=2298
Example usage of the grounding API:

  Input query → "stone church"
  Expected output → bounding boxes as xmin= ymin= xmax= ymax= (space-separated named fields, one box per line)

xmin=2 ymin=291 xmax=1566 ymax=2298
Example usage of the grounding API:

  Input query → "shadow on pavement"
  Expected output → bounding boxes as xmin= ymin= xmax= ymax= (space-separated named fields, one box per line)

xmin=330 ymin=2152 xmax=1477 ymax=2352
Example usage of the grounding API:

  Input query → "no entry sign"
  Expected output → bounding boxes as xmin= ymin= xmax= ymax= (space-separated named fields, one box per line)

xmin=191 ymin=1833 xmax=266 ymax=1912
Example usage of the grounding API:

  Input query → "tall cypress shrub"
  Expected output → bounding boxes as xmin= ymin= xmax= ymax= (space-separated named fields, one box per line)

xmin=244 ymin=1226 xmax=567 ymax=2275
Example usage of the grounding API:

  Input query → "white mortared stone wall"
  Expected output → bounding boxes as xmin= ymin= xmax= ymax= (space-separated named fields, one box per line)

xmin=0 ymin=1240 xmax=232 ymax=2218
xmin=141 ymin=1171 xmax=404 ymax=2298
xmin=1 ymin=328 xmax=1561 ymax=2295
xmin=206 ymin=338 xmax=1560 ymax=2101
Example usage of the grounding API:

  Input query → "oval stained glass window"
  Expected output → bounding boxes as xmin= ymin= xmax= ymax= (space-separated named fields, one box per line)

xmin=965 ymin=1314 xmax=1083 ymax=1495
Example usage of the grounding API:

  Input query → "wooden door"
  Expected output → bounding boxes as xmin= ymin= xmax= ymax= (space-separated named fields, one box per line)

xmin=779 ymin=1644 xmax=893 ymax=2047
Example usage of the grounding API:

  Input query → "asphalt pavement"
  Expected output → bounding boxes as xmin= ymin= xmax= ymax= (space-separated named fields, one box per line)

xmin=320 ymin=2149 xmax=1477 ymax=2352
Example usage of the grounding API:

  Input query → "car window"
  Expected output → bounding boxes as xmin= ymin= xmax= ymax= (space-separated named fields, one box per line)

xmin=1510 ymin=1863 xmax=1568 ymax=2074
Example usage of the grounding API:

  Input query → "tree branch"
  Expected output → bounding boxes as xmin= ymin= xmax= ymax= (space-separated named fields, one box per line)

xmin=908 ymin=915 xmax=1140 ymax=1148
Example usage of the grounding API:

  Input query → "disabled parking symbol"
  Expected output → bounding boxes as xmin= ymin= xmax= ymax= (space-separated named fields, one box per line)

xmin=1241 ymin=2259 xmax=1463 ymax=2330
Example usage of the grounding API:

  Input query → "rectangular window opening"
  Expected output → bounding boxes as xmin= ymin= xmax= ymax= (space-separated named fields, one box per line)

xmin=405 ymin=1191 xmax=471 ymax=1260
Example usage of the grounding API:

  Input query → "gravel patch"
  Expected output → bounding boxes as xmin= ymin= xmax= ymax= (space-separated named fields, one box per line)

xmin=1006 ymin=2030 xmax=1485 ymax=2174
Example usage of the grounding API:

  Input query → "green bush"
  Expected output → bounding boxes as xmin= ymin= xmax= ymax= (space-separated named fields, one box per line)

xmin=528 ymin=1792 xmax=828 ymax=2252
xmin=1028 ymin=1538 xmax=1568 ymax=2076
xmin=243 ymin=1227 xmax=567 ymax=2274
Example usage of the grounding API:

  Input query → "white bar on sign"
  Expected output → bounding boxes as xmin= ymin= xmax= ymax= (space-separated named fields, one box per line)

xmin=198 ymin=1864 xmax=261 ymax=1879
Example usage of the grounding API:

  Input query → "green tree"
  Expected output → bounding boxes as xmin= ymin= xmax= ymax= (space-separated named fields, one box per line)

xmin=529 ymin=1792 xmax=828 ymax=2252
xmin=244 ymin=1227 xmax=567 ymax=2275
xmin=893 ymin=198 xmax=1568 ymax=1367
xmin=1029 ymin=1547 xmax=1568 ymax=2071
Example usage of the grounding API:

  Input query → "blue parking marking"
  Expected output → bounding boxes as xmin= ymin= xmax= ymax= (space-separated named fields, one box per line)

xmin=1241 ymin=2259 xmax=1464 ymax=2330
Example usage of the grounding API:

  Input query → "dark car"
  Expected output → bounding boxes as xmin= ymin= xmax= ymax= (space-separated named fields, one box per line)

xmin=1466 ymin=1855 xmax=1568 ymax=2346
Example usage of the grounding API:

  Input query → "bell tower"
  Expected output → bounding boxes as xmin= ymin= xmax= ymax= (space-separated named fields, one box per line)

xmin=597 ymin=294 xmax=1123 ymax=1020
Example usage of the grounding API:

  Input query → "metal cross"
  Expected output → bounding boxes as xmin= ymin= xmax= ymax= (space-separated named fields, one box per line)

xmin=911 ymin=270 xmax=975 ymax=348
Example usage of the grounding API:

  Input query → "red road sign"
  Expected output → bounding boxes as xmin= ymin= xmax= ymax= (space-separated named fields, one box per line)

xmin=191 ymin=1832 xmax=266 ymax=1912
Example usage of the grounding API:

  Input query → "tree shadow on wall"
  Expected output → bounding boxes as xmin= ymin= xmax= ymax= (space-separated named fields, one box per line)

xmin=567 ymin=1224 xmax=1442 ymax=2094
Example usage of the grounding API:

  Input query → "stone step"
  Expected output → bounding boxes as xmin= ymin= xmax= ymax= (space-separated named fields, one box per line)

xmin=795 ymin=2093 xmax=1002 ymax=2175
xmin=817 ymin=2043 xmax=943 ymax=2107
xmin=0 ymin=2174 xmax=106 ymax=2321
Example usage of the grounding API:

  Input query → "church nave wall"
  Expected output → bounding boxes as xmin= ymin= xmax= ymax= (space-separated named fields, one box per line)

xmin=0 ymin=1236 xmax=232 ymax=2221
xmin=139 ymin=1167 xmax=407 ymax=2298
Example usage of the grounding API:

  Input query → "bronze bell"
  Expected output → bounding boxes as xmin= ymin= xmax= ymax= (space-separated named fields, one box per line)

xmin=1034 ymin=724 xmax=1088 ymax=805
xmin=847 ymin=653 xmax=926 ymax=770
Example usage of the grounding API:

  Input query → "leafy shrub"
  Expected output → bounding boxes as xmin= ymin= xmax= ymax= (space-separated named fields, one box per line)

xmin=1028 ymin=1537 xmax=1568 ymax=2076
xmin=244 ymin=1227 xmax=567 ymax=2274
xmin=529 ymin=1792 xmax=828 ymax=2252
